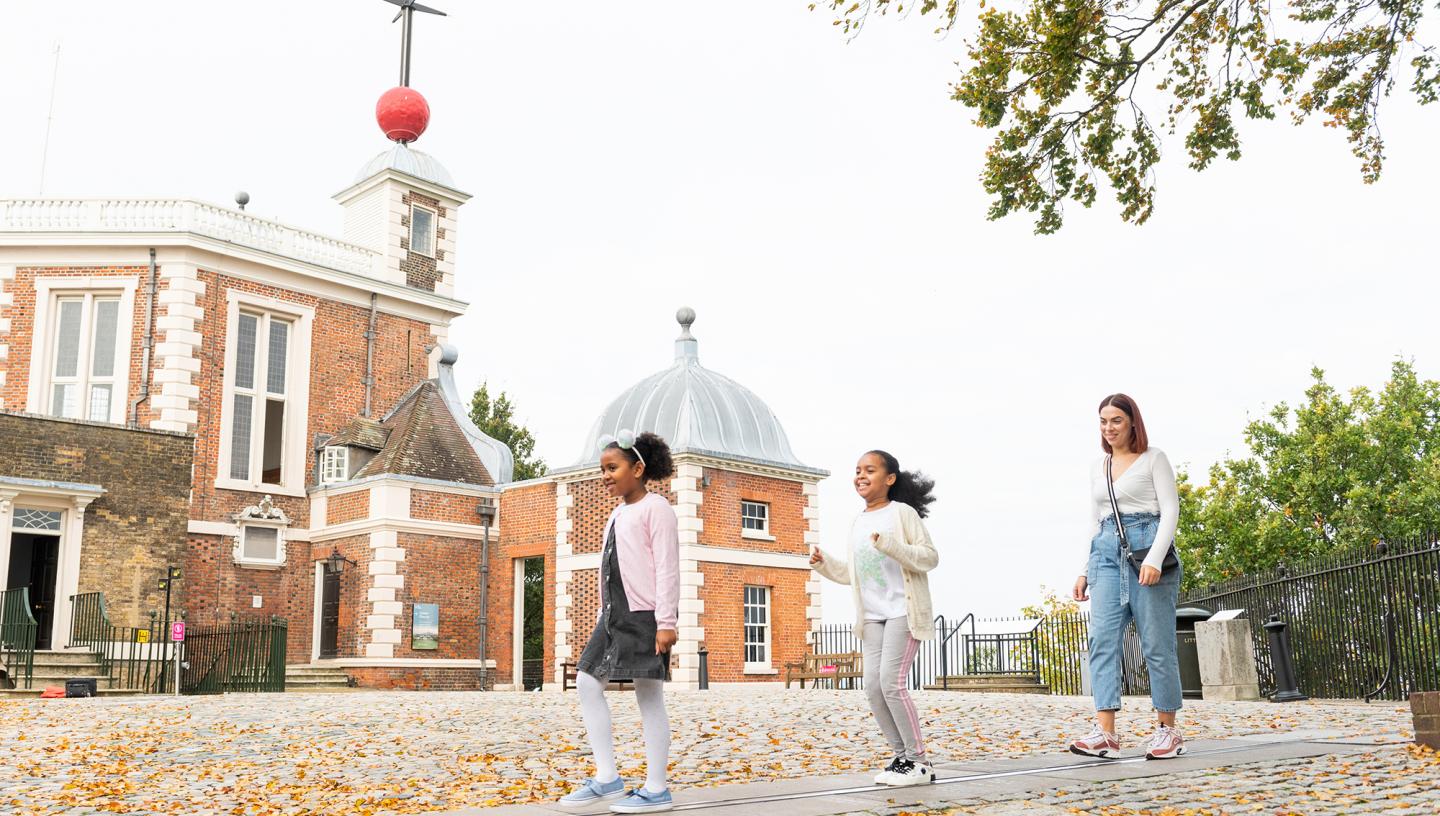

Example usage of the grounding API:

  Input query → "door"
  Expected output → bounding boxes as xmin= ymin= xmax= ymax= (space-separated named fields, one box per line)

xmin=521 ymin=557 xmax=545 ymax=691
xmin=6 ymin=534 xmax=60 ymax=650
xmin=320 ymin=568 xmax=340 ymax=659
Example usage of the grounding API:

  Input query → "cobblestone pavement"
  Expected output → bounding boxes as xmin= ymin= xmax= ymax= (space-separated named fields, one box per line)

xmin=852 ymin=744 xmax=1440 ymax=816
xmin=0 ymin=690 xmax=1416 ymax=814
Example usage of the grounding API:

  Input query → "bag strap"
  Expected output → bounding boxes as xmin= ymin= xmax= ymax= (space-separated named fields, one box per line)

xmin=1105 ymin=455 xmax=1130 ymax=551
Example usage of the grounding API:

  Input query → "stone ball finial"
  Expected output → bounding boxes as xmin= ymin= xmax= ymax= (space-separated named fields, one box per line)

xmin=676 ymin=306 xmax=696 ymax=336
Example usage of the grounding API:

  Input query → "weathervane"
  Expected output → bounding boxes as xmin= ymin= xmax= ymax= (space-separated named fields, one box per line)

xmin=384 ymin=0 xmax=446 ymax=88
xmin=374 ymin=0 xmax=445 ymax=144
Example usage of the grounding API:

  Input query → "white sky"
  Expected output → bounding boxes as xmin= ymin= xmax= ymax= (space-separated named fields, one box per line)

xmin=3 ymin=1 xmax=1436 ymax=624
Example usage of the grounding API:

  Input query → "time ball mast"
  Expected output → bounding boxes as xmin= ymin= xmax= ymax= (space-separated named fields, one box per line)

xmin=376 ymin=0 xmax=446 ymax=144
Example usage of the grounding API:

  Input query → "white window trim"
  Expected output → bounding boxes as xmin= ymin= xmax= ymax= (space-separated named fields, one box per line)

xmin=742 ymin=584 xmax=772 ymax=672
xmin=409 ymin=204 xmax=437 ymax=258
xmin=320 ymin=446 xmax=350 ymax=484
xmin=232 ymin=520 xmax=288 ymax=569
xmin=26 ymin=276 xmax=138 ymax=425
xmin=215 ymin=291 xmax=313 ymax=498
xmin=740 ymin=500 xmax=775 ymax=541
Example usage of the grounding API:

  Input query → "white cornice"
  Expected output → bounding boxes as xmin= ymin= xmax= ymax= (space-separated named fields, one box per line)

xmin=308 ymin=516 xmax=494 ymax=543
xmin=0 ymin=237 xmax=467 ymax=322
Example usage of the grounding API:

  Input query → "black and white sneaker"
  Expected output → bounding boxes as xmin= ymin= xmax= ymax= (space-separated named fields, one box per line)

xmin=873 ymin=756 xmax=903 ymax=785
xmin=876 ymin=758 xmax=935 ymax=786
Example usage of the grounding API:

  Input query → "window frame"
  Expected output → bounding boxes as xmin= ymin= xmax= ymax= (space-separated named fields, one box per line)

xmin=409 ymin=203 xmax=437 ymax=258
xmin=26 ymin=277 xmax=137 ymax=426
xmin=215 ymin=291 xmax=313 ymax=498
xmin=320 ymin=446 xmax=350 ymax=484
xmin=742 ymin=584 xmax=772 ymax=671
xmin=740 ymin=499 xmax=774 ymax=541
xmin=232 ymin=520 xmax=288 ymax=569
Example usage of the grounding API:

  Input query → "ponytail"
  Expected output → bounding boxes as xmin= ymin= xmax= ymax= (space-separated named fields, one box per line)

xmin=866 ymin=449 xmax=937 ymax=518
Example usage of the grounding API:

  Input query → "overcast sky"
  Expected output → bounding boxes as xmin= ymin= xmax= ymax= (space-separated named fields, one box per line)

xmin=3 ymin=1 xmax=1436 ymax=623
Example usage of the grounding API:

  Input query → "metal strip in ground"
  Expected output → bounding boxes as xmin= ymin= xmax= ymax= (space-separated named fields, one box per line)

xmin=665 ymin=737 xmax=1362 ymax=812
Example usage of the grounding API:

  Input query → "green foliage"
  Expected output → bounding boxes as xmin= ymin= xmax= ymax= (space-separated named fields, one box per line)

xmin=814 ymin=0 xmax=1435 ymax=232
xmin=1021 ymin=587 xmax=1087 ymax=694
xmin=1176 ymin=360 xmax=1440 ymax=589
xmin=468 ymin=382 xmax=549 ymax=482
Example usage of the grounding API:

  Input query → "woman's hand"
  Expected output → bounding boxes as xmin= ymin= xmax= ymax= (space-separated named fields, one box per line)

xmin=655 ymin=628 xmax=678 ymax=655
xmin=1138 ymin=565 xmax=1161 ymax=586
xmin=1072 ymin=575 xmax=1089 ymax=602
xmin=809 ymin=547 xmax=824 ymax=566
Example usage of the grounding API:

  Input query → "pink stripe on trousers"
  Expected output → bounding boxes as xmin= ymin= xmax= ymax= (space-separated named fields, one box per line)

xmin=896 ymin=635 xmax=925 ymax=757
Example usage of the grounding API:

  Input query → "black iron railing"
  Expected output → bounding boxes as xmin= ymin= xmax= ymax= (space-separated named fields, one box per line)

xmin=0 ymin=588 xmax=37 ymax=689
xmin=180 ymin=616 xmax=288 ymax=694
xmin=1181 ymin=534 xmax=1440 ymax=701
xmin=69 ymin=592 xmax=172 ymax=693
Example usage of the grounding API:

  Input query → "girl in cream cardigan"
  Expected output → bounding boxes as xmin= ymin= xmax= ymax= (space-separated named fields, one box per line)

xmin=811 ymin=450 xmax=939 ymax=787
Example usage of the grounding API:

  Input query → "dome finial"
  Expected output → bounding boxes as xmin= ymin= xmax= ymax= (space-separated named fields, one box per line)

xmin=674 ymin=307 xmax=699 ymax=361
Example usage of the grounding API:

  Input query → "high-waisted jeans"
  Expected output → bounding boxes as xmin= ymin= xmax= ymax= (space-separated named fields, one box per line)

xmin=1086 ymin=512 xmax=1183 ymax=713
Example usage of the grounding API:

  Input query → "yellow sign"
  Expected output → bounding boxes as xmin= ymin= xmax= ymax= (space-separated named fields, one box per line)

xmin=135 ymin=629 xmax=150 ymax=644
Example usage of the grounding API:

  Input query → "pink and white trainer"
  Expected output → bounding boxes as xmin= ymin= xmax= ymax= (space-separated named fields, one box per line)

xmin=1144 ymin=725 xmax=1187 ymax=760
xmin=1068 ymin=728 xmax=1121 ymax=759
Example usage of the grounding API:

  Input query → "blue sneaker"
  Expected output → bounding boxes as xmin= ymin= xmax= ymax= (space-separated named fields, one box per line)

xmin=559 ymin=777 xmax=627 ymax=808
xmin=609 ymin=787 xmax=673 ymax=813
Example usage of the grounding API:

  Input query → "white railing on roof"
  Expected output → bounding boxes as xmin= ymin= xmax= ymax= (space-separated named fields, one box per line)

xmin=0 ymin=199 xmax=377 ymax=276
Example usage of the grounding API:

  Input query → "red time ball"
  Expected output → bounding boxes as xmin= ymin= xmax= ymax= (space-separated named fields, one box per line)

xmin=376 ymin=87 xmax=431 ymax=143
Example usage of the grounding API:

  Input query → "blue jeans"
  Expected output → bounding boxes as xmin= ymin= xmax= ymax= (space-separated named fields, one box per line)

xmin=1087 ymin=512 xmax=1183 ymax=713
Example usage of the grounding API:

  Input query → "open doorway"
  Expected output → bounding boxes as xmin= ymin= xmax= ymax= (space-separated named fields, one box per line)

xmin=6 ymin=532 xmax=61 ymax=650
xmin=514 ymin=557 xmax=545 ymax=690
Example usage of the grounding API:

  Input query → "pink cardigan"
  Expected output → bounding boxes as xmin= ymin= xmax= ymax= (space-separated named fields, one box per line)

xmin=602 ymin=491 xmax=681 ymax=631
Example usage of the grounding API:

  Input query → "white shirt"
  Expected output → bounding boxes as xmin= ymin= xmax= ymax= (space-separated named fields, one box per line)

xmin=851 ymin=503 xmax=907 ymax=620
xmin=1082 ymin=448 xmax=1180 ymax=576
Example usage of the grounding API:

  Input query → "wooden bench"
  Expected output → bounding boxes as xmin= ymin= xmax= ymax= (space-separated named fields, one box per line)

xmin=561 ymin=663 xmax=632 ymax=691
xmin=784 ymin=652 xmax=862 ymax=689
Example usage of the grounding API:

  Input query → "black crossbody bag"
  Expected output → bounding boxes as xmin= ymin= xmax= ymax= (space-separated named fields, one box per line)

xmin=1106 ymin=454 xmax=1180 ymax=576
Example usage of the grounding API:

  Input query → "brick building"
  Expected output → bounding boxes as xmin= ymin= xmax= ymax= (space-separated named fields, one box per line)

xmin=491 ymin=310 xmax=829 ymax=690
xmin=0 ymin=119 xmax=824 ymax=693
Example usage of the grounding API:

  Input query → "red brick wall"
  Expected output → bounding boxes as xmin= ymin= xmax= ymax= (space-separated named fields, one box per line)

xmin=492 ymin=482 xmax=556 ymax=686
xmin=0 ymin=266 xmax=156 ymax=426
xmin=345 ymin=666 xmax=485 ymax=691
xmin=699 ymin=563 xmax=812 ymax=683
xmin=325 ymin=490 xmax=370 ymax=526
xmin=184 ymin=532 xmax=328 ymax=663
xmin=411 ymin=489 xmax=481 ymax=524
xmin=568 ymin=478 xmax=676 ymax=555
xmin=395 ymin=532 xmax=483 ymax=660
xmin=569 ymin=567 xmax=600 ymax=662
xmin=699 ymin=469 xmax=808 ymax=555
xmin=187 ymin=269 xmax=436 ymax=529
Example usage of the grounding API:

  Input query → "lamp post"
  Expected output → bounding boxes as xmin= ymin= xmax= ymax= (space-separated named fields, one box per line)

xmin=158 ymin=565 xmax=181 ymax=694
xmin=477 ymin=498 xmax=496 ymax=690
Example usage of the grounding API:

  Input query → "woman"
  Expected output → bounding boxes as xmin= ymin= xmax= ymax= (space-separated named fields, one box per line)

xmin=1069 ymin=394 xmax=1186 ymax=760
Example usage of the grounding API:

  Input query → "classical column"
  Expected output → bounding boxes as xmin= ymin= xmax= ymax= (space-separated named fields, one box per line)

xmin=53 ymin=495 xmax=98 ymax=650
xmin=0 ymin=491 xmax=17 ymax=592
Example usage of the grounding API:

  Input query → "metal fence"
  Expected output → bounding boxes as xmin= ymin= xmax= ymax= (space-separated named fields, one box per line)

xmin=180 ymin=616 xmax=288 ymax=694
xmin=0 ymin=588 xmax=37 ymax=689
xmin=811 ymin=613 xmax=1151 ymax=695
xmin=70 ymin=592 xmax=173 ymax=694
xmin=1180 ymin=534 xmax=1440 ymax=701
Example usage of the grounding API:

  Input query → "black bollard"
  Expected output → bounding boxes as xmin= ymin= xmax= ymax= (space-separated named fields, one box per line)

xmin=1264 ymin=614 xmax=1308 ymax=702
xmin=697 ymin=646 xmax=709 ymax=690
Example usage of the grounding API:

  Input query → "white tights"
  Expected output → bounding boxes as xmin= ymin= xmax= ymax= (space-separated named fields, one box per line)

xmin=576 ymin=671 xmax=670 ymax=793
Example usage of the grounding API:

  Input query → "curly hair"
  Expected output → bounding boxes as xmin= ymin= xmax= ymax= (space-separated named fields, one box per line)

xmin=606 ymin=431 xmax=675 ymax=483
xmin=866 ymin=449 xmax=937 ymax=518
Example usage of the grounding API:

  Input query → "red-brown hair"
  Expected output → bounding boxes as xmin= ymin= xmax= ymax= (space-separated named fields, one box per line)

xmin=1098 ymin=393 xmax=1149 ymax=454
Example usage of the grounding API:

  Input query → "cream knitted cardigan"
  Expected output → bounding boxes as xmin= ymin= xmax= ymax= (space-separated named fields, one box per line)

xmin=812 ymin=501 xmax=939 ymax=641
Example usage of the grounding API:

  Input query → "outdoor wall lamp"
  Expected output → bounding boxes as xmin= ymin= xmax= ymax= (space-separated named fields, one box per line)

xmin=325 ymin=548 xmax=357 ymax=575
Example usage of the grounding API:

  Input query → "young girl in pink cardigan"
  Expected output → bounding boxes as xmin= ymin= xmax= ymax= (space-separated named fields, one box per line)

xmin=561 ymin=431 xmax=679 ymax=814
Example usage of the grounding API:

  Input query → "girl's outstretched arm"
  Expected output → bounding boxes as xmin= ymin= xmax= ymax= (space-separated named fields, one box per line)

xmin=810 ymin=546 xmax=852 ymax=585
